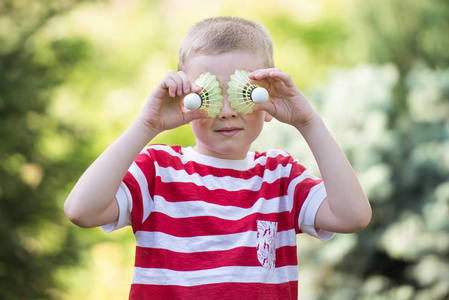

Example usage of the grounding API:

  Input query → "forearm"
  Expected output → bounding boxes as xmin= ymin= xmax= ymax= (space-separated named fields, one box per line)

xmin=296 ymin=113 xmax=372 ymax=232
xmin=250 ymin=69 xmax=371 ymax=232
xmin=64 ymin=117 xmax=159 ymax=228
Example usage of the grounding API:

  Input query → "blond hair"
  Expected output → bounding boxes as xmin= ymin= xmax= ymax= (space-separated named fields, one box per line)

xmin=178 ymin=17 xmax=274 ymax=71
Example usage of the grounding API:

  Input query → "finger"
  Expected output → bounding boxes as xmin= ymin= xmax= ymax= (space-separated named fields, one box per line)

xmin=167 ymin=70 xmax=185 ymax=97
xmin=163 ymin=76 xmax=178 ymax=98
xmin=251 ymin=100 xmax=277 ymax=117
xmin=269 ymin=71 xmax=296 ymax=88
xmin=191 ymin=83 xmax=202 ymax=94
xmin=178 ymin=71 xmax=202 ymax=95
xmin=249 ymin=68 xmax=282 ymax=80
xmin=177 ymin=71 xmax=192 ymax=95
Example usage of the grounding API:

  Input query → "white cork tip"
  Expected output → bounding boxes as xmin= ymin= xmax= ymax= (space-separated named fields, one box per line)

xmin=183 ymin=93 xmax=202 ymax=110
xmin=251 ymin=87 xmax=269 ymax=104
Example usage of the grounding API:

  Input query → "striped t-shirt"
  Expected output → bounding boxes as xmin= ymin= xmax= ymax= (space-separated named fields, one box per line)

xmin=103 ymin=145 xmax=333 ymax=299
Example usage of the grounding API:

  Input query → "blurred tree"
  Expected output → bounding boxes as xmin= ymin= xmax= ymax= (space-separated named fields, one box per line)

xmin=0 ymin=0 xmax=96 ymax=299
xmin=258 ymin=1 xmax=449 ymax=299
xmin=310 ymin=1 xmax=449 ymax=299
xmin=310 ymin=63 xmax=449 ymax=300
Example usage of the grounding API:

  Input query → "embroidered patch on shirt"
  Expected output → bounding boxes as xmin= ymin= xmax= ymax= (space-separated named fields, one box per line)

xmin=256 ymin=220 xmax=278 ymax=269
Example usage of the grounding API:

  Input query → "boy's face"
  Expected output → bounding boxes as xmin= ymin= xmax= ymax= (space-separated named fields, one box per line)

xmin=184 ymin=52 xmax=272 ymax=160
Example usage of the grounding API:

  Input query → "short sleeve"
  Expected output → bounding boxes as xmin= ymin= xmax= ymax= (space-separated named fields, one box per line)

xmin=298 ymin=182 xmax=334 ymax=241
xmin=101 ymin=182 xmax=132 ymax=232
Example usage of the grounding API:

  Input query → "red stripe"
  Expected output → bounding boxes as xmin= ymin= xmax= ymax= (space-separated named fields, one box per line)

xmin=122 ymin=172 xmax=143 ymax=233
xmin=152 ymin=176 xmax=321 ymax=209
xmin=153 ymin=177 xmax=291 ymax=207
xmin=142 ymin=212 xmax=294 ymax=237
xmin=291 ymin=179 xmax=323 ymax=232
xmin=134 ymin=245 xmax=297 ymax=270
xmin=130 ymin=281 xmax=298 ymax=300
xmin=134 ymin=154 xmax=156 ymax=198
xmin=145 ymin=147 xmax=303 ymax=179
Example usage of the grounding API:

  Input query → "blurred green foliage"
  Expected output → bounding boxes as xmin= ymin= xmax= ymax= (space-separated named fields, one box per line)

xmin=287 ymin=1 xmax=449 ymax=299
xmin=1 ymin=0 xmax=448 ymax=299
xmin=0 ymin=1 xmax=96 ymax=299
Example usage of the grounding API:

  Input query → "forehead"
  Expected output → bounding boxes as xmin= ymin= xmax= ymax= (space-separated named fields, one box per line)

xmin=183 ymin=52 xmax=266 ymax=80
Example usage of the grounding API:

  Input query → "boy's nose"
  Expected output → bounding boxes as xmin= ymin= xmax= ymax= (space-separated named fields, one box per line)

xmin=218 ymin=97 xmax=237 ymax=119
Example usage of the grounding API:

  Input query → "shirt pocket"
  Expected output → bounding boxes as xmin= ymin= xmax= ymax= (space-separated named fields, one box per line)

xmin=256 ymin=220 xmax=278 ymax=269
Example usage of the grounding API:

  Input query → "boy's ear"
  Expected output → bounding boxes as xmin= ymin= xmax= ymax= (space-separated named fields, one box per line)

xmin=264 ymin=112 xmax=273 ymax=122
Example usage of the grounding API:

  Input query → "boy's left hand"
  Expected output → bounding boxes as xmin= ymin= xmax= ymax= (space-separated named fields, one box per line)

xmin=248 ymin=69 xmax=317 ymax=129
xmin=250 ymin=70 xmax=371 ymax=234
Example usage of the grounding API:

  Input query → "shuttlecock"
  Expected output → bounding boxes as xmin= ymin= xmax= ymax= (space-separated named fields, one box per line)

xmin=227 ymin=70 xmax=269 ymax=114
xmin=183 ymin=72 xmax=223 ymax=118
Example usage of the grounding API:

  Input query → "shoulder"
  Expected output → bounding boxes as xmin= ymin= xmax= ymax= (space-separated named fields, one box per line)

xmin=254 ymin=149 xmax=295 ymax=164
xmin=141 ymin=144 xmax=183 ymax=157
xmin=144 ymin=144 xmax=181 ymax=153
xmin=134 ymin=144 xmax=184 ymax=165
xmin=254 ymin=149 xmax=308 ymax=175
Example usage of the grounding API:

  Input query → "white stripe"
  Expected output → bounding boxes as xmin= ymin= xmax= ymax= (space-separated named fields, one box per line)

xmin=132 ymin=265 xmax=298 ymax=286
xmin=135 ymin=229 xmax=296 ymax=253
xmin=298 ymin=182 xmax=335 ymax=241
xmin=144 ymin=145 xmax=293 ymax=170
xmin=182 ymin=146 xmax=257 ymax=170
xmin=151 ymin=171 xmax=318 ymax=221
xmin=153 ymin=194 xmax=291 ymax=220
xmin=299 ymin=182 xmax=326 ymax=228
xmin=155 ymin=163 xmax=293 ymax=191
xmin=143 ymin=144 xmax=180 ymax=157
xmin=101 ymin=183 xmax=133 ymax=232
xmin=129 ymin=166 xmax=318 ymax=224
xmin=287 ymin=170 xmax=320 ymax=197
xmin=128 ymin=161 xmax=154 ymax=223
xmin=181 ymin=146 xmax=292 ymax=170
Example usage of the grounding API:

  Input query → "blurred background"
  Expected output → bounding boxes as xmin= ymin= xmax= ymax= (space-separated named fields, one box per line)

xmin=1 ymin=0 xmax=448 ymax=299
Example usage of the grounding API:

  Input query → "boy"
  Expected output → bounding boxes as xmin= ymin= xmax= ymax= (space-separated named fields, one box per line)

xmin=64 ymin=17 xmax=371 ymax=299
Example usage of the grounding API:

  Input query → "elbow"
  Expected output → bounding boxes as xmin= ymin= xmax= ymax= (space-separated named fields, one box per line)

xmin=335 ymin=203 xmax=372 ymax=233
xmin=346 ymin=193 xmax=372 ymax=232
xmin=349 ymin=205 xmax=372 ymax=232
xmin=64 ymin=200 xmax=94 ymax=228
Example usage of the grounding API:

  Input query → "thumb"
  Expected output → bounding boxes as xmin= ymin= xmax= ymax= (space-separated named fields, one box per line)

xmin=183 ymin=109 xmax=209 ymax=124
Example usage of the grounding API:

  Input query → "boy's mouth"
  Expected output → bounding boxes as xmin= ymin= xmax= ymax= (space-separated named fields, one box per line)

xmin=215 ymin=126 xmax=243 ymax=136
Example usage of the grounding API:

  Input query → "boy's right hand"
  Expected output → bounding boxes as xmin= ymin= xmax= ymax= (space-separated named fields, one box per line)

xmin=65 ymin=71 xmax=208 ymax=228
xmin=139 ymin=70 xmax=207 ymax=135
